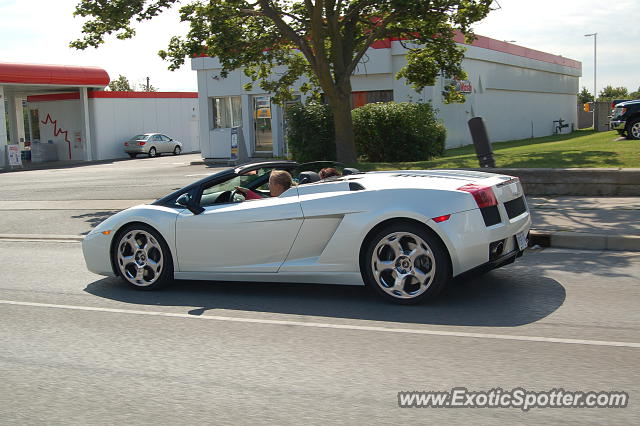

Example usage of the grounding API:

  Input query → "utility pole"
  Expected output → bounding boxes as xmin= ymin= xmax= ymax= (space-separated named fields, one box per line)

xmin=584 ymin=33 xmax=597 ymax=100
xmin=146 ymin=77 xmax=150 ymax=92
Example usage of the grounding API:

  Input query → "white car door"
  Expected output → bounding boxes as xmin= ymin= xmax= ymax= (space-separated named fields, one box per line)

xmin=175 ymin=189 xmax=304 ymax=273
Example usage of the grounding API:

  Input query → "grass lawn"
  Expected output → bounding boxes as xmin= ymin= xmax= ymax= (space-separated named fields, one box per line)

xmin=357 ymin=129 xmax=640 ymax=171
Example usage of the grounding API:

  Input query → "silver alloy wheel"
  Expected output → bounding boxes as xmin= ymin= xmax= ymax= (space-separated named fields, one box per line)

xmin=116 ymin=230 xmax=164 ymax=287
xmin=631 ymin=121 xmax=640 ymax=139
xmin=174 ymin=146 xmax=181 ymax=155
xmin=149 ymin=147 xmax=156 ymax=157
xmin=370 ymin=232 xmax=436 ymax=299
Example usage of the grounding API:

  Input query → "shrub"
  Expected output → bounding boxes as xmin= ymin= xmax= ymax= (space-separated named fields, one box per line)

xmin=352 ymin=102 xmax=446 ymax=162
xmin=286 ymin=102 xmax=336 ymax=162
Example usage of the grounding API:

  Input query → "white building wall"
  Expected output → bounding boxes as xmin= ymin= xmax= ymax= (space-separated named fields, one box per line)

xmin=192 ymin=39 xmax=581 ymax=157
xmin=30 ymin=96 xmax=199 ymax=161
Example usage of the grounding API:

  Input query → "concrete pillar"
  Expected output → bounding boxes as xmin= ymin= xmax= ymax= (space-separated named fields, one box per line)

xmin=13 ymin=97 xmax=26 ymax=149
xmin=7 ymin=94 xmax=20 ymax=145
xmin=241 ymin=94 xmax=253 ymax=157
xmin=0 ymin=86 xmax=7 ymax=168
xmin=79 ymin=87 xmax=93 ymax=161
xmin=594 ymin=101 xmax=611 ymax=132
xmin=271 ymin=103 xmax=282 ymax=156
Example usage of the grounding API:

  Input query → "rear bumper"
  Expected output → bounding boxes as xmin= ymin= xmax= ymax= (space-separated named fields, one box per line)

xmin=454 ymin=247 xmax=523 ymax=281
xmin=124 ymin=146 xmax=148 ymax=153
xmin=440 ymin=205 xmax=531 ymax=277
xmin=610 ymin=120 xmax=626 ymax=130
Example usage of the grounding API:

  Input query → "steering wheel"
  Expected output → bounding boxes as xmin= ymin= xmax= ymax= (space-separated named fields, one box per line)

xmin=228 ymin=188 xmax=245 ymax=203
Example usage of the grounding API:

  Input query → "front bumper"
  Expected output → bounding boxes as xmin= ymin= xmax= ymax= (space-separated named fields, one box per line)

xmin=82 ymin=231 xmax=116 ymax=276
xmin=610 ymin=120 xmax=626 ymax=130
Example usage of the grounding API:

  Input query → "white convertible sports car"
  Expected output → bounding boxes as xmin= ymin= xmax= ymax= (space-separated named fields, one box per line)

xmin=82 ymin=161 xmax=531 ymax=304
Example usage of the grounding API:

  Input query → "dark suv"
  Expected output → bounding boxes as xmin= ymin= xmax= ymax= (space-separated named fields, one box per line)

xmin=610 ymin=100 xmax=640 ymax=139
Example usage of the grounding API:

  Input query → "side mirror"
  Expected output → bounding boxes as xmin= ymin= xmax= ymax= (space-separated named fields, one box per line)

xmin=176 ymin=193 xmax=204 ymax=215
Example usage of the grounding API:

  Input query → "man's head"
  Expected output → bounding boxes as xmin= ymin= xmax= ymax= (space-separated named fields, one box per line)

xmin=269 ymin=170 xmax=293 ymax=197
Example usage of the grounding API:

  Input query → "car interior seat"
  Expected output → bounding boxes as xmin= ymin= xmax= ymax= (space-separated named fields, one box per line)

xmin=298 ymin=171 xmax=321 ymax=184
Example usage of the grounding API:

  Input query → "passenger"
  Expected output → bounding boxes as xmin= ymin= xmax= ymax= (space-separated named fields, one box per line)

xmin=319 ymin=167 xmax=340 ymax=179
xmin=235 ymin=169 xmax=293 ymax=199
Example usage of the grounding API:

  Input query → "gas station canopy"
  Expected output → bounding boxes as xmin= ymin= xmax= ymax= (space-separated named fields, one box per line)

xmin=1 ymin=62 xmax=111 ymax=168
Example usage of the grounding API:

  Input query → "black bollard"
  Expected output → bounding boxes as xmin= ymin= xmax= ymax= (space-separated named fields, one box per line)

xmin=467 ymin=117 xmax=496 ymax=168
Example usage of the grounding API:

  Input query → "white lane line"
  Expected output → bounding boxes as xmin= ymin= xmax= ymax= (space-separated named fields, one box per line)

xmin=1 ymin=299 xmax=638 ymax=349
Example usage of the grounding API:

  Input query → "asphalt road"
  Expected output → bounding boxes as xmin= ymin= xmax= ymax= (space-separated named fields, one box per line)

xmin=1 ymin=155 xmax=639 ymax=424
xmin=0 ymin=242 xmax=638 ymax=425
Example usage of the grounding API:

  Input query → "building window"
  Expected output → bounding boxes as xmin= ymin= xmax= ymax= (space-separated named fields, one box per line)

xmin=352 ymin=90 xmax=394 ymax=108
xmin=211 ymin=96 xmax=242 ymax=129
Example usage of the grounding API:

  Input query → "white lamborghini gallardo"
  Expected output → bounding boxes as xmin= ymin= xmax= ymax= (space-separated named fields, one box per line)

xmin=82 ymin=161 xmax=531 ymax=304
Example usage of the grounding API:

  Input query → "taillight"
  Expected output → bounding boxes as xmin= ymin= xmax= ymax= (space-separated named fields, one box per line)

xmin=138 ymin=142 xmax=146 ymax=146
xmin=458 ymin=184 xmax=498 ymax=208
xmin=432 ymin=214 xmax=451 ymax=223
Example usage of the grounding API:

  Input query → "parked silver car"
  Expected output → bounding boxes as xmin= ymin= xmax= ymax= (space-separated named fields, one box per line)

xmin=124 ymin=133 xmax=183 ymax=158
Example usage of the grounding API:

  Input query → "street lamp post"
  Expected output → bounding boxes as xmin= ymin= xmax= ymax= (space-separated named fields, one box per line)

xmin=584 ymin=33 xmax=597 ymax=128
xmin=584 ymin=33 xmax=597 ymax=100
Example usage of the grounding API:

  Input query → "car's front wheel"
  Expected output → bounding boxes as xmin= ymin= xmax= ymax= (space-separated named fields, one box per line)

xmin=627 ymin=118 xmax=640 ymax=140
xmin=148 ymin=147 xmax=157 ymax=157
xmin=362 ymin=222 xmax=450 ymax=304
xmin=112 ymin=224 xmax=173 ymax=290
xmin=173 ymin=146 xmax=181 ymax=155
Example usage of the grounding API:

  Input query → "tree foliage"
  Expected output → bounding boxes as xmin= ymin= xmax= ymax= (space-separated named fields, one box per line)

xmin=72 ymin=0 xmax=493 ymax=162
xmin=577 ymin=86 xmax=594 ymax=104
xmin=598 ymin=85 xmax=629 ymax=101
xmin=107 ymin=74 xmax=134 ymax=91
xmin=107 ymin=74 xmax=158 ymax=91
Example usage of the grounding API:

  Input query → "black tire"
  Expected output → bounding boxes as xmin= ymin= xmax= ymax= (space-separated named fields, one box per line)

xmin=148 ymin=147 xmax=157 ymax=158
xmin=173 ymin=146 xmax=181 ymax=155
xmin=128 ymin=153 xmax=137 ymax=158
xmin=111 ymin=223 xmax=174 ymax=291
xmin=626 ymin=118 xmax=640 ymax=140
xmin=361 ymin=222 xmax=451 ymax=304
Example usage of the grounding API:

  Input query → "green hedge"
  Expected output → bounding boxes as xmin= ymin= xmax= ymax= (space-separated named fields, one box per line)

xmin=353 ymin=102 xmax=446 ymax=162
xmin=286 ymin=102 xmax=336 ymax=163
xmin=286 ymin=101 xmax=446 ymax=163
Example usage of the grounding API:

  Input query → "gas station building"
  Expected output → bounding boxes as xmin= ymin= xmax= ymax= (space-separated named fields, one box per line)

xmin=1 ymin=62 xmax=200 ymax=169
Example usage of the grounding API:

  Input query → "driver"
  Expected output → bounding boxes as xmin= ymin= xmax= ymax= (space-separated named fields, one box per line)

xmin=235 ymin=170 xmax=293 ymax=200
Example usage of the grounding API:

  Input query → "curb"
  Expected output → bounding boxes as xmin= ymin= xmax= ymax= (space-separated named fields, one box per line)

xmin=529 ymin=230 xmax=640 ymax=251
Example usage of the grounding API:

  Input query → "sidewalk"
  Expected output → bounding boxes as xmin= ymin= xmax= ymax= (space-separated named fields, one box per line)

xmin=527 ymin=196 xmax=640 ymax=251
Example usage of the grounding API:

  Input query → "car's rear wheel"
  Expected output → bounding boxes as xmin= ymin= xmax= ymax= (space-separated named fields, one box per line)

xmin=173 ymin=146 xmax=181 ymax=155
xmin=112 ymin=224 xmax=173 ymax=290
xmin=148 ymin=147 xmax=157 ymax=157
xmin=627 ymin=118 xmax=640 ymax=140
xmin=362 ymin=223 xmax=450 ymax=304
xmin=128 ymin=153 xmax=137 ymax=158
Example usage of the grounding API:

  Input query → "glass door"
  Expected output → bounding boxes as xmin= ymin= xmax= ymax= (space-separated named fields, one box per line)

xmin=253 ymin=96 xmax=273 ymax=155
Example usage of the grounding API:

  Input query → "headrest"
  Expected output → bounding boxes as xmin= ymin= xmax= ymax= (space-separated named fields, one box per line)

xmin=298 ymin=171 xmax=321 ymax=184
xmin=343 ymin=168 xmax=360 ymax=176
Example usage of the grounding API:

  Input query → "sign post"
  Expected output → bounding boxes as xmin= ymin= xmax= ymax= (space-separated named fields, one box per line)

xmin=6 ymin=144 xmax=23 ymax=169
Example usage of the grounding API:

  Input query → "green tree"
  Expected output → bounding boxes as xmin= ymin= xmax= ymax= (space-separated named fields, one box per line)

xmin=578 ymin=86 xmax=594 ymax=104
xmin=598 ymin=85 xmax=629 ymax=101
xmin=70 ymin=0 xmax=493 ymax=163
xmin=107 ymin=74 xmax=134 ymax=91
xmin=630 ymin=87 xmax=640 ymax=100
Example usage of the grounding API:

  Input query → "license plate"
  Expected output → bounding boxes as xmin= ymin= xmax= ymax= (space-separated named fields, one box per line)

xmin=516 ymin=230 xmax=528 ymax=251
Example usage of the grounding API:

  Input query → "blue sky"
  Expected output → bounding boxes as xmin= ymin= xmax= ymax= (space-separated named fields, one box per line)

xmin=1 ymin=0 xmax=637 ymax=95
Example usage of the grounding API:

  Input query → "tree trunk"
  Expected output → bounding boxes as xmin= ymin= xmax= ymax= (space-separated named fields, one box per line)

xmin=327 ymin=85 xmax=357 ymax=164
